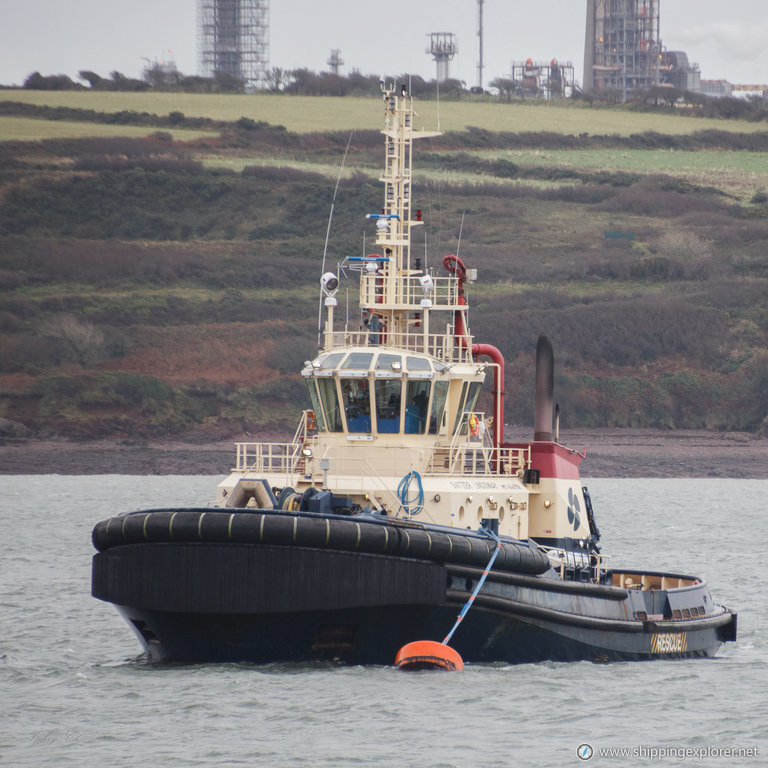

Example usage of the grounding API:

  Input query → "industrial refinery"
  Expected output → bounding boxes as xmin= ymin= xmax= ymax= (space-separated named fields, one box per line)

xmin=194 ymin=0 xmax=755 ymax=100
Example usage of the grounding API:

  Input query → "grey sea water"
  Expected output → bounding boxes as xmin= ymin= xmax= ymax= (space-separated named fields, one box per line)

xmin=0 ymin=475 xmax=766 ymax=768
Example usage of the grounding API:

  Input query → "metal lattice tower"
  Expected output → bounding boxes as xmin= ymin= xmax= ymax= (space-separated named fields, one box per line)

xmin=198 ymin=0 xmax=269 ymax=91
xmin=426 ymin=33 xmax=457 ymax=83
xmin=584 ymin=0 xmax=661 ymax=98
xmin=327 ymin=49 xmax=344 ymax=75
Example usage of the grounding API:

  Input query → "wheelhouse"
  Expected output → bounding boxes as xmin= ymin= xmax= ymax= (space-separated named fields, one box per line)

xmin=302 ymin=348 xmax=484 ymax=438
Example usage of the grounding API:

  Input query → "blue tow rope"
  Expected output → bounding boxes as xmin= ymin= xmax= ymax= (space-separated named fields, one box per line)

xmin=397 ymin=471 xmax=424 ymax=517
xmin=442 ymin=528 xmax=502 ymax=646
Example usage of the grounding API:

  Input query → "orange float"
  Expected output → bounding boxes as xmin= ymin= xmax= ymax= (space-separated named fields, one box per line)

xmin=394 ymin=640 xmax=464 ymax=671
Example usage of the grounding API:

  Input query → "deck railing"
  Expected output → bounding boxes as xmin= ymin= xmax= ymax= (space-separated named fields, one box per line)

xmin=234 ymin=441 xmax=303 ymax=476
xmin=359 ymin=272 xmax=461 ymax=310
xmin=234 ymin=439 xmax=529 ymax=479
xmin=322 ymin=328 xmax=474 ymax=363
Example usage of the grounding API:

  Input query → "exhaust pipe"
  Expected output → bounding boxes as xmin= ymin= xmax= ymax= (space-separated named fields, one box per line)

xmin=533 ymin=334 xmax=554 ymax=442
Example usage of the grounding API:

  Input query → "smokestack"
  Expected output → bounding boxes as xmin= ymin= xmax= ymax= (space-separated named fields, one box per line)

xmin=533 ymin=334 xmax=554 ymax=442
xmin=477 ymin=0 xmax=484 ymax=90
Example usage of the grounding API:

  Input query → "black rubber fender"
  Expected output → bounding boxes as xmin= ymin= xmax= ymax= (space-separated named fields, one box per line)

xmin=92 ymin=508 xmax=552 ymax=576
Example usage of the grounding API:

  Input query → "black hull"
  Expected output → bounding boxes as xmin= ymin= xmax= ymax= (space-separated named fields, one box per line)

xmin=93 ymin=524 xmax=737 ymax=665
xmin=114 ymin=600 xmax=731 ymax=665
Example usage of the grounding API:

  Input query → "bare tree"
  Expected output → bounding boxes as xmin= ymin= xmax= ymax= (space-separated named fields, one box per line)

xmin=266 ymin=67 xmax=285 ymax=92
xmin=40 ymin=314 xmax=105 ymax=368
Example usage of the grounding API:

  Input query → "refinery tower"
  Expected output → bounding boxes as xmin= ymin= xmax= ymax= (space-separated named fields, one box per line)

xmin=198 ymin=0 xmax=269 ymax=90
xmin=583 ymin=0 xmax=661 ymax=97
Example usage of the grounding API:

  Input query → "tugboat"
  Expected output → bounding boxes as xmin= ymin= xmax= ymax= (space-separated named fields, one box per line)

xmin=91 ymin=84 xmax=737 ymax=666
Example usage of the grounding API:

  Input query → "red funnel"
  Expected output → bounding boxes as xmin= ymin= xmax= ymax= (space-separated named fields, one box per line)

xmin=394 ymin=640 xmax=464 ymax=671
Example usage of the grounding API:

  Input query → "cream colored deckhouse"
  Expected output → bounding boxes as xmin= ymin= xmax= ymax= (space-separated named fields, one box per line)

xmin=217 ymin=84 xmax=591 ymax=550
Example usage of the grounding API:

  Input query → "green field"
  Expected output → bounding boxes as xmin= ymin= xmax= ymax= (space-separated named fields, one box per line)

xmin=0 ymin=116 xmax=219 ymax=142
xmin=482 ymin=148 xmax=768 ymax=198
xmin=200 ymin=142 xmax=768 ymax=201
xmin=5 ymin=89 xmax=768 ymax=136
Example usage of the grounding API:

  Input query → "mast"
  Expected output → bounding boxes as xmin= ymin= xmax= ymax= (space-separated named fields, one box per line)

xmin=359 ymin=84 xmax=440 ymax=348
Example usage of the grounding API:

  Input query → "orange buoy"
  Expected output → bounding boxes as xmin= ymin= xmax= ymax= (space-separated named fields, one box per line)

xmin=394 ymin=640 xmax=464 ymax=671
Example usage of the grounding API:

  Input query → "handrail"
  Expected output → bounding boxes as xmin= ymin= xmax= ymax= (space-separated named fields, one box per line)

xmin=357 ymin=457 xmax=406 ymax=514
xmin=321 ymin=329 xmax=474 ymax=362
xmin=359 ymin=272 xmax=462 ymax=309
xmin=235 ymin=436 xmax=528 ymax=479
xmin=536 ymin=542 xmax=611 ymax=583
xmin=292 ymin=409 xmax=315 ymax=444
xmin=235 ymin=442 xmax=303 ymax=474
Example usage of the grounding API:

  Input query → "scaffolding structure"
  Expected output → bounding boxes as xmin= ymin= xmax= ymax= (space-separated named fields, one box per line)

xmin=198 ymin=0 xmax=269 ymax=91
xmin=510 ymin=59 xmax=575 ymax=99
xmin=584 ymin=0 xmax=661 ymax=98
xmin=426 ymin=33 xmax=457 ymax=83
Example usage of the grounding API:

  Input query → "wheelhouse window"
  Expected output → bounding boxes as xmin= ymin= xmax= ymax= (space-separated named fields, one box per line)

xmin=376 ymin=353 xmax=402 ymax=373
xmin=319 ymin=352 xmax=345 ymax=370
xmin=465 ymin=381 xmax=482 ymax=414
xmin=375 ymin=379 xmax=401 ymax=433
xmin=342 ymin=352 xmax=374 ymax=371
xmin=430 ymin=380 xmax=448 ymax=434
xmin=340 ymin=378 xmax=371 ymax=433
xmin=316 ymin=378 xmax=343 ymax=432
xmin=405 ymin=380 xmax=430 ymax=434
xmin=304 ymin=380 xmax=326 ymax=432
xmin=454 ymin=380 xmax=482 ymax=435
xmin=452 ymin=381 xmax=468 ymax=435
xmin=406 ymin=356 xmax=431 ymax=372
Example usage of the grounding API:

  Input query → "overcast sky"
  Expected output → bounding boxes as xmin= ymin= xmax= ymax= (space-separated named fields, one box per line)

xmin=2 ymin=1 xmax=767 ymax=88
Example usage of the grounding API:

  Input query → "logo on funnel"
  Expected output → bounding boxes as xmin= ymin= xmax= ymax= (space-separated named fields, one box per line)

xmin=567 ymin=487 xmax=582 ymax=531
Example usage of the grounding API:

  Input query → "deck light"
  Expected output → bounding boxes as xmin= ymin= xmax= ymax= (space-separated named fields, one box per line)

xmin=321 ymin=272 xmax=339 ymax=296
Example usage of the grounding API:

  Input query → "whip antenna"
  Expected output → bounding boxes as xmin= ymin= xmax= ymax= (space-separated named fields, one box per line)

xmin=456 ymin=210 xmax=466 ymax=260
xmin=318 ymin=132 xmax=354 ymax=343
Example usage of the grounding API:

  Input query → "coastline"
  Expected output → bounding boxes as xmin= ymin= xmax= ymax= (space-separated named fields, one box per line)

xmin=1 ymin=428 xmax=767 ymax=477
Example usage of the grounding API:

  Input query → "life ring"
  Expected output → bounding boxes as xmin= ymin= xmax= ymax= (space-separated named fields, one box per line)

xmin=469 ymin=414 xmax=479 ymax=437
xmin=306 ymin=410 xmax=316 ymax=432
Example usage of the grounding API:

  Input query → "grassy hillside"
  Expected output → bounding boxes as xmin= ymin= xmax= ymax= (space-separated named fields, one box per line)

xmin=1 ymin=93 xmax=767 ymax=440
xmin=0 ymin=115 xmax=219 ymax=142
xmin=6 ymin=89 xmax=768 ymax=135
